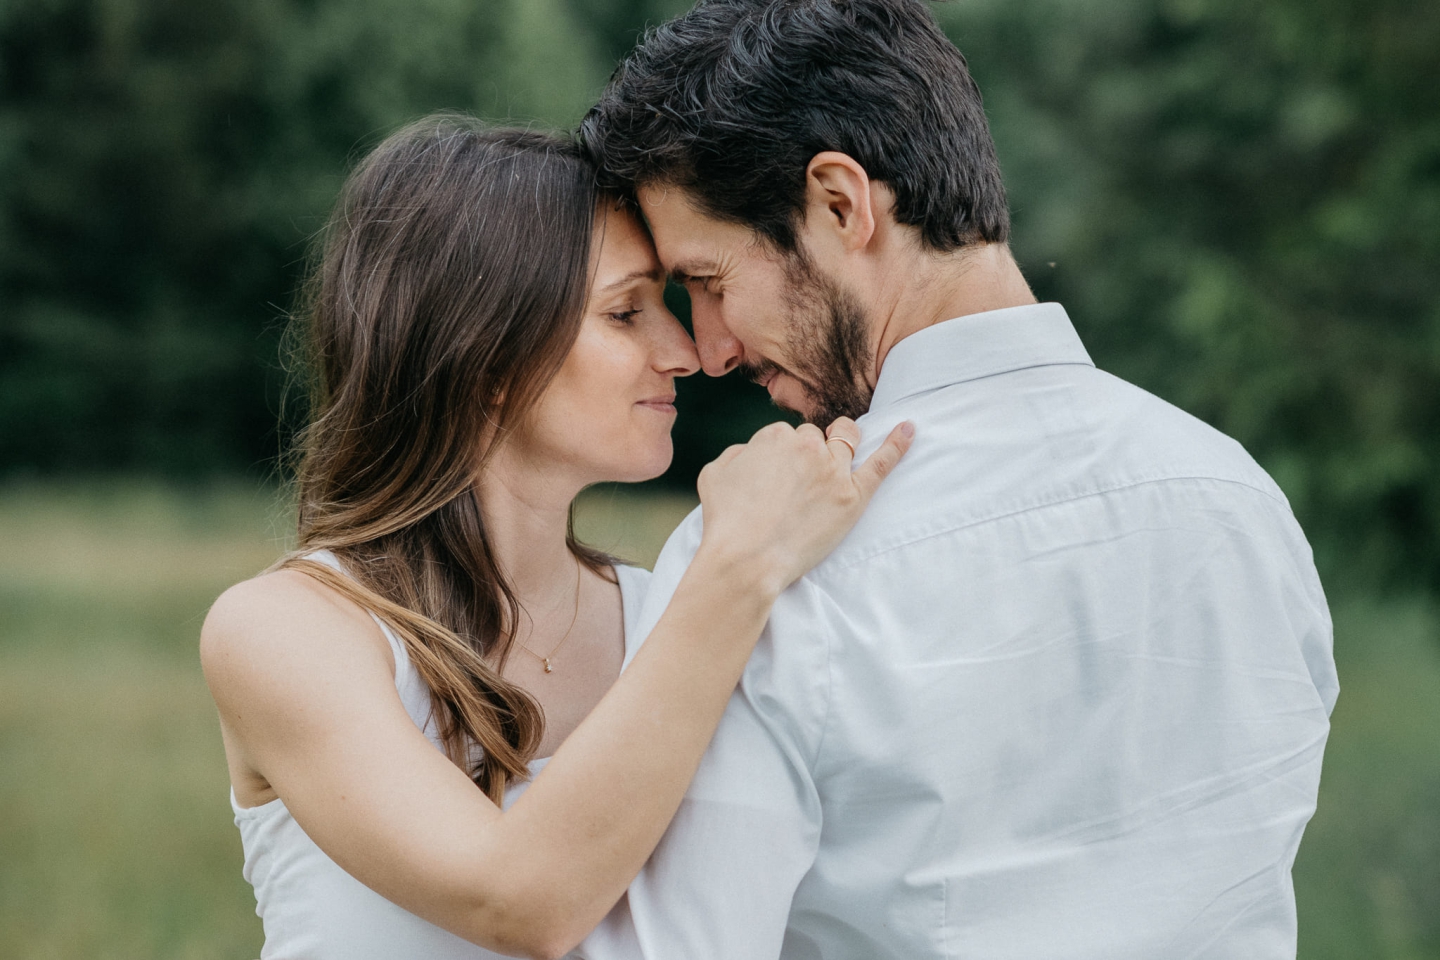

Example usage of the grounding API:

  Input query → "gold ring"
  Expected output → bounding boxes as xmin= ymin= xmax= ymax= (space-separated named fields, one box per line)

xmin=825 ymin=436 xmax=857 ymax=457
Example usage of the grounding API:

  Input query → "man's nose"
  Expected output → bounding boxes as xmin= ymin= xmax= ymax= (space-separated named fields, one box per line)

xmin=691 ymin=300 xmax=744 ymax=377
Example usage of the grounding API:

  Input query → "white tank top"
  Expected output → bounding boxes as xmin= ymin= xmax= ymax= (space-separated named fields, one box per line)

xmin=231 ymin=551 xmax=652 ymax=959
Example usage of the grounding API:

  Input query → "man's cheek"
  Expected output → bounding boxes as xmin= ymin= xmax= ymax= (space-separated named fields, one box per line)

xmin=768 ymin=375 xmax=817 ymax=419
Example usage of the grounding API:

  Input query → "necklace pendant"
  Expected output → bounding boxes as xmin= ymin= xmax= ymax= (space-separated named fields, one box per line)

xmin=543 ymin=658 xmax=553 ymax=674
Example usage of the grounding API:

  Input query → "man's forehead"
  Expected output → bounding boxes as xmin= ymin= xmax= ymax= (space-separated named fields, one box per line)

xmin=636 ymin=186 xmax=712 ymax=272
xmin=637 ymin=181 xmax=694 ymax=211
xmin=636 ymin=185 xmax=761 ymax=275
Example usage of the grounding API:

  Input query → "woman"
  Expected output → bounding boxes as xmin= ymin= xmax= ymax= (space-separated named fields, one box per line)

xmin=201 ymin=115 xmax=912 ymax=959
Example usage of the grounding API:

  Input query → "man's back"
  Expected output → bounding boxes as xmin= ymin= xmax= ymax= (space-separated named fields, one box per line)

xmin=582 ymin=303 xmax=1336 ymax=960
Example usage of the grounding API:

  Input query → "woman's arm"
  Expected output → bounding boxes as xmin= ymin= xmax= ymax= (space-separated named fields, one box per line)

xmin=201 ymin=418 xmax=911 ymax=959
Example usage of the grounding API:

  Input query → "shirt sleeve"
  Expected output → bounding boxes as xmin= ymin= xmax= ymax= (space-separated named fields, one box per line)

xmin=577 ymin=509 xmax=830 ymax=960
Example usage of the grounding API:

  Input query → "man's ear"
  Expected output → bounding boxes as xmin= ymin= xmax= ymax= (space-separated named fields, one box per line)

xmin=803 ymin=152 xmax=876 ymax=253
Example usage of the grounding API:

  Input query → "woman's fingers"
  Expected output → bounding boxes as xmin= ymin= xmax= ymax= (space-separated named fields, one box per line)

xmin=824 ymin=417 xmax=860 ymax=464
xmin=793 ymin=422 xmax=827 ymax=449
xmin=715 ymin=443 xmax=747 ymax=466
xmin=851 ymin=422 xmax=915 ymax=500
xmin=695 ymin=417 xmax=913 ymax=593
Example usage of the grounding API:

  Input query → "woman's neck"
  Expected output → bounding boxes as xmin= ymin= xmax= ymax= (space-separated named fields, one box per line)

xmin=476 ymin=446 xmax=587 ymax=616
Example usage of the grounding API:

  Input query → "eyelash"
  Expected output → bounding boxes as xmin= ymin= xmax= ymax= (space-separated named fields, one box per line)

xmin=608 ymin=309 xmax=641 ymax=325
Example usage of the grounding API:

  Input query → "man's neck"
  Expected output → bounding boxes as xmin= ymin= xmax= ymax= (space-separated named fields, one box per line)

xmin=869 ymin=242 xmax=1037 ymax=383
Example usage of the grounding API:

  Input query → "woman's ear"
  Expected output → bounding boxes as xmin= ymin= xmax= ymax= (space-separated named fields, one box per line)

xmin=803 ymin=152 xmax=876 ymax=253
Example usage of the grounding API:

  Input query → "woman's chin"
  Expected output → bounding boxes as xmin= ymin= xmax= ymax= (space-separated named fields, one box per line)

xmin=606 ymin=443 xmax=674 ymax=485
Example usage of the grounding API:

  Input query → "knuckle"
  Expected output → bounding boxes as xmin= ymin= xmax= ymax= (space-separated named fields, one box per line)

xmin=799 ymin=432 xmax=827 ymax=452
xmin=759 ymin=421 xmax=791 ymax=439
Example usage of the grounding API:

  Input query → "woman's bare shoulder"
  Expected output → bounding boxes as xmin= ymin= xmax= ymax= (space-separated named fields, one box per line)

xmin=200 ymin=568 xmax=391 ymax=692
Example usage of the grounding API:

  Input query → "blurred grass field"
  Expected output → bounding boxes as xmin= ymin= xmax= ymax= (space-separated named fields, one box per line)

xmin=0 ymin=481 xmax=1436 ymax=959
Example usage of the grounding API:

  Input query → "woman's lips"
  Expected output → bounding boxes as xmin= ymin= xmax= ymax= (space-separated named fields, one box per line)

xmin=636 ymin=395 xmax=678 ymax=414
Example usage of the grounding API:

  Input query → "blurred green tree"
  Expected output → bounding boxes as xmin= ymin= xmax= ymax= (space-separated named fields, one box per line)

xmin=1 ymin=0 xmax=1437 ymax=597
xmin=944 ymin=0 xmax=1440 ymax=595
xmin=0 ymin=0 xmax=613 ymax=473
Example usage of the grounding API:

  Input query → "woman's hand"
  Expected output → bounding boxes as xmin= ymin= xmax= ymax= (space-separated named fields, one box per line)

xmin=696 ymin=417 xmax=915 ymax=597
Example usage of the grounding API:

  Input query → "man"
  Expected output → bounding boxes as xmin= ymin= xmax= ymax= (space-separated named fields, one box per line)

xmin=577 ymin=1 xmax=1337 ymax=957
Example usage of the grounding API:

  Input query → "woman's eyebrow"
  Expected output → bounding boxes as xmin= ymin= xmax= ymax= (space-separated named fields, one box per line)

xmin=598 ymin=268 xmax=664 ymax=293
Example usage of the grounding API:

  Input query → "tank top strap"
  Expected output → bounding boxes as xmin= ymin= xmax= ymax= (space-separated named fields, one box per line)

xmin=301 ymin=550 xmax=434 ymax=739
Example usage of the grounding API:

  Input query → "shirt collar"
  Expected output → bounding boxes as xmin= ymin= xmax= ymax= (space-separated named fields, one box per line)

xmin=868 ymin=302 xmax=1094 ymax=411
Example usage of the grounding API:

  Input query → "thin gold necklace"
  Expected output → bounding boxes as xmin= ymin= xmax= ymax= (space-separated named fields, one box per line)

xmin=514 ymin=556 xmax=582 ymax=674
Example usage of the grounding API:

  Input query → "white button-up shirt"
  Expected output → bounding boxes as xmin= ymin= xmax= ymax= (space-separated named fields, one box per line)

xmin=578 ymin=303 xmax=1337 ymax=960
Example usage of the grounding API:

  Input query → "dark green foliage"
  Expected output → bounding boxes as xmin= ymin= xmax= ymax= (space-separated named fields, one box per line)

xmin=566 ymin=0 xmax=690 ymax=61
xmin=1 ymin=0 xmax=1437 ymax=595
xmin=0 ymin=0 xmax=604 ymax=473
xmin=942 ymin=0 xmax=1440 ymax=595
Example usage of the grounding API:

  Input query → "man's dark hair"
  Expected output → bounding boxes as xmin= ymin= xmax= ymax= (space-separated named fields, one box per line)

xmin=579 ymin=0 xmax=1010 ymax=254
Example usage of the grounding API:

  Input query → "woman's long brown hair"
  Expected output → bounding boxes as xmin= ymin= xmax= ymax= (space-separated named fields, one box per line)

xmin=273 ymin=115 xmax=611 ymax=803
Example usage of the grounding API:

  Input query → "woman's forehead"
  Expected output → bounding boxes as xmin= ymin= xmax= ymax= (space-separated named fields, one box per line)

xmin=594 ymin=205 xmax=661 ymax=274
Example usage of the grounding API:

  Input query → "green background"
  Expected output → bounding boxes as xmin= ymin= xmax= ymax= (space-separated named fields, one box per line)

xmin=0 ymin=0 xmax=1436 ymax=956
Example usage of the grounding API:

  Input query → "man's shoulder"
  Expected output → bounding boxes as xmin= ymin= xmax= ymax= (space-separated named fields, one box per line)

xmin=1084 ymin=368 xmax=1287 ymax=499
xmin=629 ymin=505 xmax=704 ymax=645
xmin=825 ymin=364 xmax=1293 ymax=574
xmin=654 ymin=503 xmax=705 ymax=568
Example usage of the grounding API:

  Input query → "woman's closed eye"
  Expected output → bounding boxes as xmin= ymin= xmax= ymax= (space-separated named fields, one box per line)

xmin=608 ymin=309 xmax=642 ymax=325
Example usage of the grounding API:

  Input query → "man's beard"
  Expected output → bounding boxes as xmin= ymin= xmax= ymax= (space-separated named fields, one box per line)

xmin=740 ymin=253 xmax=874 ymax=425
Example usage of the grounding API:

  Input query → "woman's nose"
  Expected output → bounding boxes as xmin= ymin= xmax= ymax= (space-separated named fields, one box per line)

xmin=654 ymin=311 xmax=701 ymax=377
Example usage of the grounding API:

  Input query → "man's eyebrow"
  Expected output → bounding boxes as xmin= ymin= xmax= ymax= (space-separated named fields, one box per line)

xmin=597 ymin=268 xmax=664 ymax=293
xmin=667 ymin=260 xmax=717 ymax=283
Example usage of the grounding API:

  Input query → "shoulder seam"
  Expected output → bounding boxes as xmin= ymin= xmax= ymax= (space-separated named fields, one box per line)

xmin=809 ymin=580 xmax=838 ymax=775
xmin=813 ymin=473 xmax=1291 ymax=577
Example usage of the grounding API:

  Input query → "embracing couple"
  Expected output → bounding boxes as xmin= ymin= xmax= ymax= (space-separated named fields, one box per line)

xmin=202 ymin=2 xmax=1338 ymax=958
